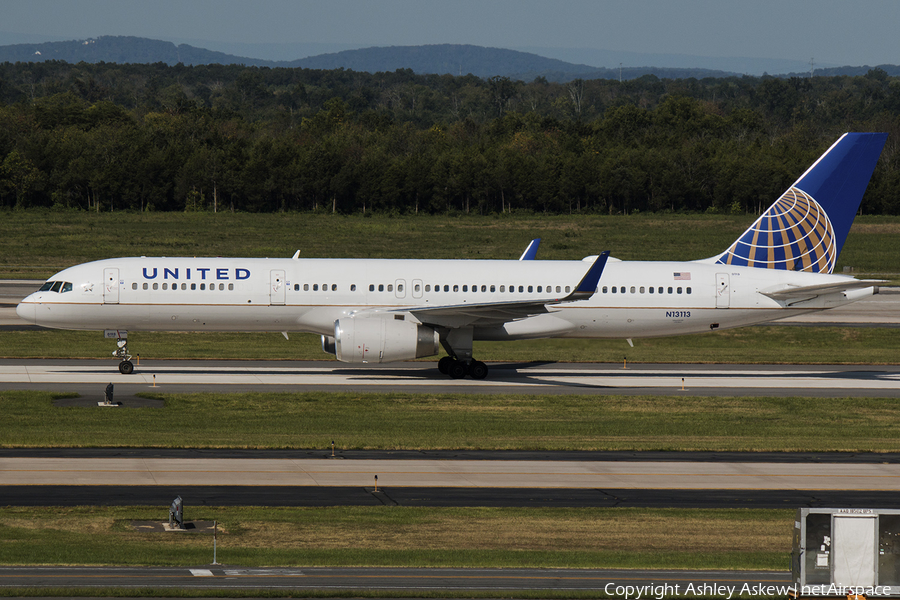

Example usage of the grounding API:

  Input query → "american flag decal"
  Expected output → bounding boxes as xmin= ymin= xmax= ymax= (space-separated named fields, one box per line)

xmin=673 ymin=272 xmax=691 ymax=280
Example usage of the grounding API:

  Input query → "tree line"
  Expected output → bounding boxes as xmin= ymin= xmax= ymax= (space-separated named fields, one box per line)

xmin=1 ymin=60 xmax=899 ymax=214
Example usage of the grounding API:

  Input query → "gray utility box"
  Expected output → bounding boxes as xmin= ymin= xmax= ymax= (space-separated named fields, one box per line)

xmin=793 ymin=508 xmax=900 ymax=597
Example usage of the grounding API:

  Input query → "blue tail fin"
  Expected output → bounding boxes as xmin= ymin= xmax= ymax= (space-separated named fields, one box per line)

xmin=714 ymin=132 xmax=887 ymax=273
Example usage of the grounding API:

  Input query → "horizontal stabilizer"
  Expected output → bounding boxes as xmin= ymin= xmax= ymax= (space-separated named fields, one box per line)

xmin=760 ymin=279 xmax=880 ymax=302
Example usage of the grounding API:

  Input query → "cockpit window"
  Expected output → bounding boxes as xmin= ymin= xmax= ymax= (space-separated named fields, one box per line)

xmin=39 ymin=281 xmax=73 ymax=293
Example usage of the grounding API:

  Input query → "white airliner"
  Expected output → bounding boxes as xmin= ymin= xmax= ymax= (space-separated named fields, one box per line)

xmin=16 ymin=132 xmax=888 ymax=379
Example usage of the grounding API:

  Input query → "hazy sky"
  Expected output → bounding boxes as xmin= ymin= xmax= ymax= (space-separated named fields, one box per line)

xmin=2 ymin=0 xmax=898 ymax=67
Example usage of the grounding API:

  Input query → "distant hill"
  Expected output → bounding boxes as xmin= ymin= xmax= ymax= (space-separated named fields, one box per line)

xmin=0 ymin=35 xmax=276 ymax=67
xmin=288 ymin=44 xmax=741 ymax=81
xmin=0 ymin=36 xmax=897 ymax=82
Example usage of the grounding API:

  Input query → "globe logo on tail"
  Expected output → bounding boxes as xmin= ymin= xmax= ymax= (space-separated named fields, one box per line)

xmin=716 ymin=187 xmax=836 ymax=273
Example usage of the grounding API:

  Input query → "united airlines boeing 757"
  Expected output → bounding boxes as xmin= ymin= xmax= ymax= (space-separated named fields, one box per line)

xmin=16 ymin=132 xmax=888 ymax=379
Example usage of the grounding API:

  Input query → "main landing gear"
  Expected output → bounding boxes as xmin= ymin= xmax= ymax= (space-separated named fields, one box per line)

xmin=438 ymin=356 xmax=488 ymax=380
xmin=113 ymin=335 xmax=134 ymax=374
xmin=437 ymin=326 xmax=488 ymax=380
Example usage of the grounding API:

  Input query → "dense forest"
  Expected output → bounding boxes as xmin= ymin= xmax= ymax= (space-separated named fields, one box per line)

xmin=0 ymin=60 xmax=899 ymax=214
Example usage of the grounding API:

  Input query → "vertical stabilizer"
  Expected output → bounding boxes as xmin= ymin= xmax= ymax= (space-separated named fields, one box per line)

xmin=713 ymin=132 xmax=887 ymax=273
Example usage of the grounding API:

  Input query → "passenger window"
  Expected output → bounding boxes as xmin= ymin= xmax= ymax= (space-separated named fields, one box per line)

xmin=132 ymin=283 xmax=138 ymax=290
xmin=463 ymin=285 xmax=468 ymax=292
xmin=444 ymin=285 xmax=450 ymax=292
xmin=518 ymin=286 xmax=524 ymax=293
xmin=602 ymin=286 xmax=608 ymax=293
xmin=630 ymin=286 xmax=635 ymax=294
xmin=612 ymin=286 xmax=617 ymax=294
xmin=482 ymin=285 xmax=487 ymax=292
xmin=658 ymin=287 xmax=663 ymax=294
xmin=153 ymin=283 xmax=158 ymax=290
xmin=332 ymin=284 xmax=337 ymax=291
xmin=425 ymin=285 xmax=431 ymax=292
xmin=499 ymin=285 xmax=505 ymax=292
xmin=191 ymin=283 xmax=196 ymax=290
xmin=528 ymin=286 xmax=533 ymax=293
xmin=687 ymin=287 xmax=692 ymax=294
xmin=649 ymin=286 xmax=654 ymax=294
xmin=620 ymin=287 xmax=625 ymax=294
xmin=490 ymin=285 xmax=495 ymax=292
xmin=143 ymin=283 xmax=148 ymax=290
xmin=313 ymin=284 xmax=319 ymax=291
xmin=556 ymin=286 xmax=561 ymax=293
xmin=162 ymin=283 xmax=168 ymax=290
xmin=677 ymin=287 xmax=682 ymax=294
xmin=200 ymin=283 xmax=205 ymax=290
xmin=639 ymin=286 xmax=645 ymax=293
xmin=228 ymin=283 xmax=234 ymax=291
xmin=182 ymin=283 xmax=187 ymax=290
xmin=369 ymin=284 xmax=374 ymax=291
xmin=537 ymin=286 xmax=542 ymax=293
xmin=379 ymin=284 xmax=384 ymax=292
xmin=565 ymin=286 xmax=570 ymax=293
xmin=414 ymin=284 xmax=420 ymax=292
xmin=668 ymin=287 xmax=673 ymax=294
xmin=351 ymin=284 xmax=356 ymax=292
xmin=452 ymin=285 xmax=458 ymax=292
xmin=219 ymin=283 xmax=225 ymax=290
xmin=294 ymin=284 xmax=299 ymax=291
xmin=388 ymin=284 xmax=393 ymax=292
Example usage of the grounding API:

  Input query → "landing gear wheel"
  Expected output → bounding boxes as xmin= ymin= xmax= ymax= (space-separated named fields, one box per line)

xmin=118 ymin=360 xmax=134 ymax=375
xmin=438 ymin=356 xmax=455 ymax=375
xmin=468 ymin=360 xmax=488 ymax=380
xmin=448 ymin=361 xmax=468 ymax=379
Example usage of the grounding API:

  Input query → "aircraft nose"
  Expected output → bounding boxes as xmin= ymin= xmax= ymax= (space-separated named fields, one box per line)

xmin=15 ymin=299 xmax=35 ymax=324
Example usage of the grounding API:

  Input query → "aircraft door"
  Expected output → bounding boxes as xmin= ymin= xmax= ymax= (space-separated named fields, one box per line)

xmin=715 ymin=273 xmax=730 ymax=308
xmin=270 ymin=270 xmax=285 ymax=305
xmin=103 ymin=268 xmax=119 ymax=304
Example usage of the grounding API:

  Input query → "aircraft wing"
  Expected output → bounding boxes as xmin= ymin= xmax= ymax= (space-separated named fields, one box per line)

xmin=760 ymin=279 xmax=881 ymax=302
xmin=399 ymin=251 xmax=609 ymax=329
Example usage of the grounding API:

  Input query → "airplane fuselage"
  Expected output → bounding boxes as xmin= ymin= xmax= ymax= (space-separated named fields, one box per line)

xmin=16 ymin=255 xmax=873 ymax=340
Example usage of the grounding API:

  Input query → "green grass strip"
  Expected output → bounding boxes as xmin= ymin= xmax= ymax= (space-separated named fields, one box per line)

xmin=0 ymin=506 xmax=789 ymax=571
xmin=2 ymin=325 xmax=900 ymax=364
xmin=5 ymin=390 xmax=900 ymax=452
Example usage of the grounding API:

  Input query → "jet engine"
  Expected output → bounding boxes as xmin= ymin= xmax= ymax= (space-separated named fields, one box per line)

xmin=331 ymin=316 xmax=440 ymax=364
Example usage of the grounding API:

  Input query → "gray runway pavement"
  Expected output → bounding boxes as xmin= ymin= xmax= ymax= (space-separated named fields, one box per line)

xmin=5 ymin=456 xmax=900 ymax=489
xmin=2 ymin=357 xmax=899 ymax=397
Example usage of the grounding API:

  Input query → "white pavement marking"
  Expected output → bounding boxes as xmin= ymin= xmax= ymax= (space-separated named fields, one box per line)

xmin=190 ymin=569 xmax=214 ymax=576
xmin=4 ymin=458 xmax=900 ymax=490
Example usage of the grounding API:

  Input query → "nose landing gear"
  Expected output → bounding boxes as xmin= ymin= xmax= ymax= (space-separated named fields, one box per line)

xmin=113 ymin=336 xmax=134 ymax=374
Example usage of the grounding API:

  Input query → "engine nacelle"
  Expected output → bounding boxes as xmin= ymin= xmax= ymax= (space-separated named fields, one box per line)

xmin=333 ymin=316 xmax=440 ymax=364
